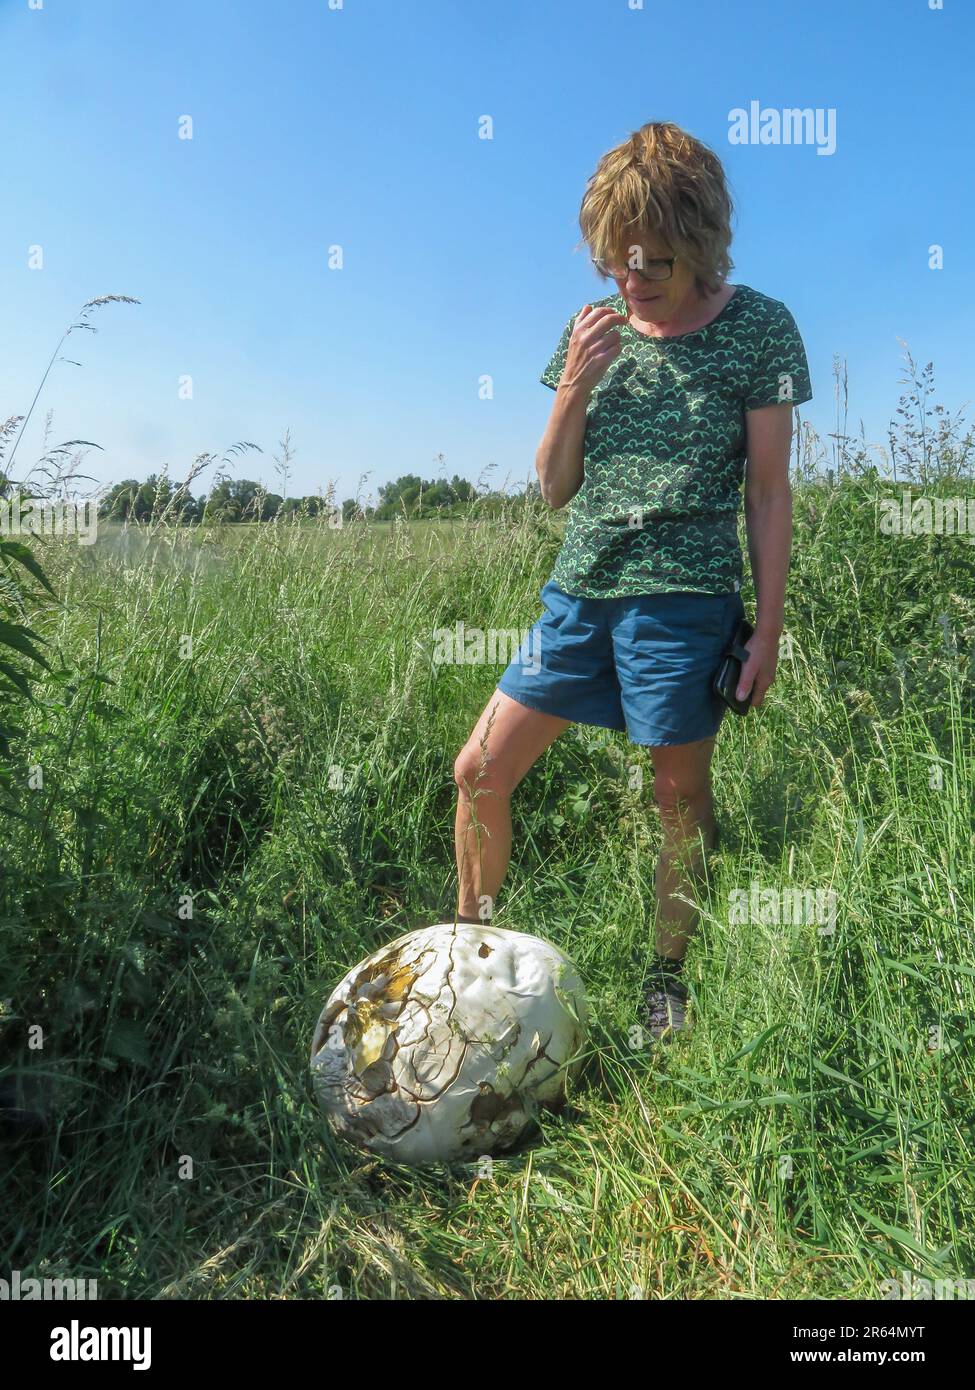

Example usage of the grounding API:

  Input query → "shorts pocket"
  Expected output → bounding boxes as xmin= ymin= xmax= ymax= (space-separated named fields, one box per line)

xmin=539 ymin=580 xmax=572 ymax=626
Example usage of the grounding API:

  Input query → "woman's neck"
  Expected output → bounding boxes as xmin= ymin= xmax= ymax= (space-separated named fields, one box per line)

xmin=628 ymin=283 xmax=734 ymax=338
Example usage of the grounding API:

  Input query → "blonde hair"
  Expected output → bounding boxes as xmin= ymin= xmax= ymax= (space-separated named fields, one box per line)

xmin=577 ymin=122 xmax=735 ymax=297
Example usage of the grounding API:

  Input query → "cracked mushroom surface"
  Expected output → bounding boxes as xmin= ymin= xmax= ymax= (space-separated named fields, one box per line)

xmin=310 ymin=923 xmax=588 ymax=1165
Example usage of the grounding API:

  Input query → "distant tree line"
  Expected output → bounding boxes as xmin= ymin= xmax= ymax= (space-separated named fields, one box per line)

xmin=97 ymin=476 xmax=324 ymax=524
xmin=95 ymin=473 xmax=535 ymax=523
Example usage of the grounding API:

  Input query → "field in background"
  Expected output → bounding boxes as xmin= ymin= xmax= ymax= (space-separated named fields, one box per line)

xmin=1 ymin=481 xmax=974 ymax=1299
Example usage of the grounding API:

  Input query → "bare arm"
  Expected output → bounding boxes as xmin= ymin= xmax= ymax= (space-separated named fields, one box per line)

xmin=535 ymin=304 xmax=626 ymax=509
xmin=737 ymin=401 xmax=795 ymax=706
xmin=535 ymin=381 xmax=591 ymax=509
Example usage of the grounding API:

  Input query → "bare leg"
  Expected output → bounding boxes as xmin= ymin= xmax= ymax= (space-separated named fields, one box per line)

xmin=454 ymin=690 xmax=572 ymax=921
xmin=649 ymin=736 xmax=718 ymax=960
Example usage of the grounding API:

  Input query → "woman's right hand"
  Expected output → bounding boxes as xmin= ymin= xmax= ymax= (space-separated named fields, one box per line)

xmin=557 ymin=304 xmax=627 ymax=394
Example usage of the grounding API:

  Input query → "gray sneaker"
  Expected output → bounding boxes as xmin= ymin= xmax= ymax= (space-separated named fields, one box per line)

xmin=641 ymin=974 xmax=690 ymax=1041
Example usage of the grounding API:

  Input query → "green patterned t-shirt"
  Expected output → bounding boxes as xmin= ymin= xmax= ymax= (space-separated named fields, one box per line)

xmin=540 ymin=284 xmax=812 ymax=597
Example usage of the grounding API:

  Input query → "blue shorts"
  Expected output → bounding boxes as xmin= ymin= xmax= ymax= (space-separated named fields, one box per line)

xmin=497 ymin=580 xmax=746 ymax=747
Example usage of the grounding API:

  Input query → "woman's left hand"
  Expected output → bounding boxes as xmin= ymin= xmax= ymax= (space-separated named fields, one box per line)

xmin=736 ymin=629 xmax=779 ymax=709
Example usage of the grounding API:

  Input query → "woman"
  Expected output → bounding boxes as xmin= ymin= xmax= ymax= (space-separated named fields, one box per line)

xmin=452 ymin=121 xmax=812 ymax=1039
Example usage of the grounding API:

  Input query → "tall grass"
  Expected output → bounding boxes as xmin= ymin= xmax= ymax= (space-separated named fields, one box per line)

xmin=1 ymin=377 xmax=974 ymax=1297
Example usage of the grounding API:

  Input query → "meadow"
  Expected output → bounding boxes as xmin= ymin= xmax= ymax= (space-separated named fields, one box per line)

xmin=2 ymin=404 xmax=974 ymax=1299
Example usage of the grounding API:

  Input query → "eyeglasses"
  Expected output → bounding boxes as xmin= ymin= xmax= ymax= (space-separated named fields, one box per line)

xmin=591 ymin=254 xmax=677 ymax=282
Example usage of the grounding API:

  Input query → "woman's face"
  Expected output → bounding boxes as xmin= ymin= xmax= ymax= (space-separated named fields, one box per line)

xmin=602 ymin=233 xmax=702 ymax=321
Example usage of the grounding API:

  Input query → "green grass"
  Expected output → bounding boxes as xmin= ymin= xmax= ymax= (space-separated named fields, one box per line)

xmin=1 ymin=484 xmax=974 ymax=1299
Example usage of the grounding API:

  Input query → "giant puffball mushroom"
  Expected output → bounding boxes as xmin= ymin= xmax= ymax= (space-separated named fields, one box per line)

xmin=310 ymin=923 xmax=589 ymax=1165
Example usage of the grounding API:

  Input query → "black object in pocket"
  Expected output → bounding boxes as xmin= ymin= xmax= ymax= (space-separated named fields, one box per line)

xmin=712 ymin=615 xmax=754 ymax=715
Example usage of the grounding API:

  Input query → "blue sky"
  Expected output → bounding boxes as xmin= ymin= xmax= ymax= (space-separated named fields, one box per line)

xmin=1 ymin=0 xmax=972 ymax=503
